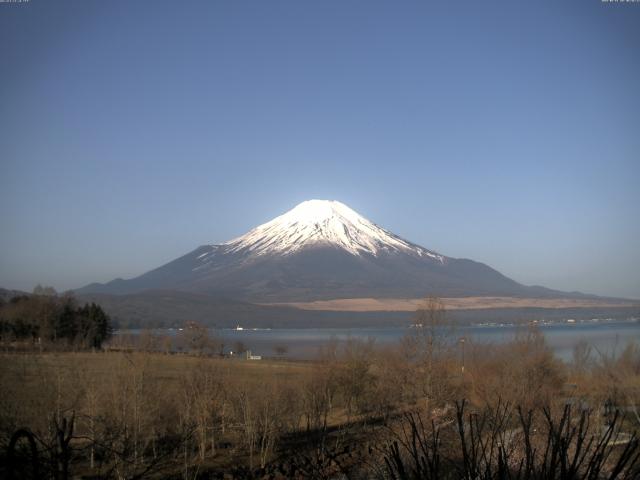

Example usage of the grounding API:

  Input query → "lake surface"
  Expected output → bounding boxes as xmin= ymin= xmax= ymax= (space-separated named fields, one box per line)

xmin=118 ymin=319 xmax=640 ymax=362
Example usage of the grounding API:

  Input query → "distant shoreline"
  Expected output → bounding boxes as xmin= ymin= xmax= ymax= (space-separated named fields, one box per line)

xmin=114 ymin=316 xmax=639 ymax=334
xmin=265 ymin=296 xmax=640 ymax=312
xmin=111 ymin=319 xmax=640 ymax=362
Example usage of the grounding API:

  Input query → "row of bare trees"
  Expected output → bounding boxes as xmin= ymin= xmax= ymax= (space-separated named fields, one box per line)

xmin=1 ymin=297 xmax=638 ymax=478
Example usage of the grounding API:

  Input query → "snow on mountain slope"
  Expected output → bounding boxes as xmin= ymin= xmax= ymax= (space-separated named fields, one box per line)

xmin=78 ymin=199 xmax=575 ymax=302
xmin=214 ymin=200 xmax=444 ymax=261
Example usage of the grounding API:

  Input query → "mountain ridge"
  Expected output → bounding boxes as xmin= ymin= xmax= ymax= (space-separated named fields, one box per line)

xmin=77 ymin=200 xmax=602 ymax=302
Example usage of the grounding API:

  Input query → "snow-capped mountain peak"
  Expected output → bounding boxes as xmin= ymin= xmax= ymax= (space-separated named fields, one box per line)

xmin=77 ymin=199 xmax=549 ymax=302
xmin=221 ymin=199 xmax=444 ymax=261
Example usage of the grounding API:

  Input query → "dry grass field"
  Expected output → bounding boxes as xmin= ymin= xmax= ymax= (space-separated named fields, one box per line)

xmin=1 ymin=335 xmax=639 ymax=479
xmin=267 ymin=296 xmax=639 ymax=312
xmin=0 ymin=350 xmax=366 ymax=478
xmin=0 ymin=350 xmax=314 ymax=390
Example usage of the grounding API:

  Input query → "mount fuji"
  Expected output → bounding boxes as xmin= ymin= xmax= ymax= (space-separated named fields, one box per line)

xmin=78 ymin=200 xmax=571 ymax=302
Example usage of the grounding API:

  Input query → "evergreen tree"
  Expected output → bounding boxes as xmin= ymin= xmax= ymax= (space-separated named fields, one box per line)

xmin=0 ymin=292 xmax=112 ymax=349
xmin=55 ymin=301 xmax=78 ymax=343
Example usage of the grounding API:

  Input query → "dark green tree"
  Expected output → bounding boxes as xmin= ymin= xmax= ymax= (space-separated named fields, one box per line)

xmin=77 ymin=302 xmax=112 ymax=348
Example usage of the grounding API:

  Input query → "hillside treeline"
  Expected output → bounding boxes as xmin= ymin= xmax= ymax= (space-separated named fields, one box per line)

xmin=0 ymin=287 xmax=111 ymax=349
xmin=0 ymin=301 xmax=638 ymax=479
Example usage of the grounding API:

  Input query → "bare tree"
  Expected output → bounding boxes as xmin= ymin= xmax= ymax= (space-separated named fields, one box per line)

xmin=403 ymin=296 xmax=457 ymax=412
xmin=178 ymin=322 xmax=213 ymax=355
xmin=337 ymin=337 xmax=376 ymax=420
xmin=233 ymin=341 xmax=247 ymax=356
xmin=274 ymin=344 xmax=288 ymax=358
xmin=572 ymin=338 xmax=593 ymax=373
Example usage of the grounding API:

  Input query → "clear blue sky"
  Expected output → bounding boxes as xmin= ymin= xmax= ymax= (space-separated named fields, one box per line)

xmin=1 ymin=1 xmax=639 ymax=298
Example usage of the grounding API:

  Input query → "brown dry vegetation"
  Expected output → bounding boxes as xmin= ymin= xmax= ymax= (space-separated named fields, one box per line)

xmin=0 ymin=300 xmax=639 ymax=479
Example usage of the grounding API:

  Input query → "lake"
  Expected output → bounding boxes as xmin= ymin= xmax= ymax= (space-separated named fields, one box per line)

xmin=118 ymin=318 xmax=640 ymax=362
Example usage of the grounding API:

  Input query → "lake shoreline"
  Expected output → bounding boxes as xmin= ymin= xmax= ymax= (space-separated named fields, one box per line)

xmin=113 ymin=318 xmax=640 ymax=362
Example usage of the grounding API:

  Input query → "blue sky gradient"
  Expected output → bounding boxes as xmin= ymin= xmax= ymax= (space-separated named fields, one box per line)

xmin=1 ymin=1 xmax=639 ymax=298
